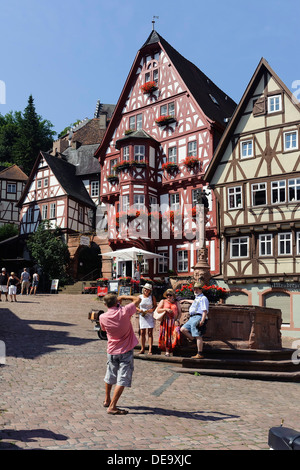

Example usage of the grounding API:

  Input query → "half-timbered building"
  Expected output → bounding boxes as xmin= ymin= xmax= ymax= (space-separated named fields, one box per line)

xmin=17 ymin=105 xmax=115 ymax=279
xmin=205 ymin=58 xmax=300 ymax=336
xmin=95 ymin=30 xmax=236 ymax=279
xmin=0 ymin=164 xmax=28 ymax=226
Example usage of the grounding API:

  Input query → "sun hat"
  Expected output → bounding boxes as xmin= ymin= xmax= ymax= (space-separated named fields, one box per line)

xmin=194 ymin=282 xmax=204 ymax=289
xmin=143 ymin=283 xmax=153 ymax=291
xmin=2 ymin=268 xmax=6 ymax=271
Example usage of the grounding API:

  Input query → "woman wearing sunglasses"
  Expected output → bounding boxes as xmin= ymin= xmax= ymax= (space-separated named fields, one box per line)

xmin=156 ymin=289 xmax=181 ymax=356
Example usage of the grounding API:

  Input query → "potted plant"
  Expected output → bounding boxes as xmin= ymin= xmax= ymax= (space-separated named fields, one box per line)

xmin=140 ymin=81 xmax=158 ymax=94
xmin=155 ymin=115 xmax=176 ymax=126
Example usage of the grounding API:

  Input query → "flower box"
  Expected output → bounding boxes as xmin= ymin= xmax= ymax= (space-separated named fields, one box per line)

xmin=155 ymin=115 xmax=176 ymax=126
xmin=107 ymin=174 xmax=119 ymax=184
xmin=140 ymin=81 xmax=158 ymax=94
xmin=124 ymin=128 xmax=134 ymax=135
xmin=130 ymin=160 xmax=147 ymax=169
xmin=175 ymin=283 xmax=229 ymax=303
xmin=162 ymin=162 xmax=179 ymax=173
xmin=114 ymin=160 xmax=131 ymax=173
xmin=183 ymin=156 xmax=200 ymax=169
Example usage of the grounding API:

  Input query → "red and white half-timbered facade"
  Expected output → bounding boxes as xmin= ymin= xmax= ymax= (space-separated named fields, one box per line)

xmin=96 ymin=30 xmax=236 ymax=279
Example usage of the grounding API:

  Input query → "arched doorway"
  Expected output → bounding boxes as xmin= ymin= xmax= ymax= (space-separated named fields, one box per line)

xmin=76 ymin=242 xmax=101 ymax=280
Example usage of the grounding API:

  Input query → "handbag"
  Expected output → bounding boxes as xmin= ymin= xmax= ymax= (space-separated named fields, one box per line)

xmin=153 ymin=307 xmax=166 ymax=322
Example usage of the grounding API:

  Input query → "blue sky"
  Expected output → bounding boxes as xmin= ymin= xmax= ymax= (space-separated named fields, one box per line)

xmin=0 ymin=0 xmax=299 ymax=136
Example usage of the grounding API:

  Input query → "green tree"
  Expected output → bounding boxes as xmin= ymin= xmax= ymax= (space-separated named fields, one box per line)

xmin=13 ymin=95 xmax=55 ymax=174
xmin=0 ymin=223 xmax=18 ymax=242
xmin=27 ymin=220 xmax=70 ymax=283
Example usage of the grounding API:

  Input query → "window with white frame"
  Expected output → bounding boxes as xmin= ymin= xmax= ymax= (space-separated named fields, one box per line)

xmin=252 ymin=182 xmax=267 ymax=206
xmin=259 ymin=234 xmax=273 ymax=256
xmin=158 ymin=252 xmax=168 ymax=273
xmin=44 ymin=178 xmax=48 ymax=188
xmin=288 ymin=178 xmax=300 ymax=201
xmin=160 ymin=102 xmax=175 ymax=117
xmin=297 ymin=232 xmax=300 ymax=255
xmin=123 ymin=146 xmax=130 ymax=161
xmin=170 ymin=193 xmax=180 ymax=210
xmin=110 ymin=158 xmax=118 ymax=175
xmin=149 ymin=195 xmax=157 ymax=208
xmin=133 ymin=194 xmax=145 ymax=210
xmin=37 ymin=179 xmax=42 ymax=189
xmin=192 ymin=188 xmax=202 ymax=206
xmin=91 ymin=181 xmax=99 ymax=197
xmin=271 ymin=180 xmax=286 ymax=204
xmin=268 ymin=94 xmax=282 ymax=113
xmin=122 ymin=195 xmax=130 ymax=211
xmin=50 ymin=203 xmax=56 ymax=219
xmin=278 ymin=232 xmax=292 ymax=255
xmin=187 ymin=141 xmax=197 ymax=157
xmin=140 ymin=258 xmax=149 ymax=274
xmin=240 ymin=139 xmax=254 ymax=158
xmin=168 ymin=146 xmax=177 ymax=163
xmin=230 ymin=236 xmax=249 ymax=258
xmin=7 ymin=183 xmax=16 ymax=193
xmin=134 ymin=145 xmax=145 ymax=162
xmin=228 ymin=186 xmax=242 ymax=209
xmin=42 ymin=204 xmax=48 ymax=220
xmin=129 ymin=113 xmax=143 ymax=130
xmin=177 ymin=250 xmax=188 ymax=272
xmin=284 ymin=131 xmax=298 ymax=151
xmin=27 ymin=206 xmax=34 ymax=223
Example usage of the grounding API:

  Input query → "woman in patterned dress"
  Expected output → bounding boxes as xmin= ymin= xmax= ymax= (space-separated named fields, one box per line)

xmin=157 ymin=289 xmax=181 ymax=356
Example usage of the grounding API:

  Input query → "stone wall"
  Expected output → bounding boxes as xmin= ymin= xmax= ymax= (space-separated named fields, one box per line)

xmin=132 ymin=301 xmax=282 ymax=351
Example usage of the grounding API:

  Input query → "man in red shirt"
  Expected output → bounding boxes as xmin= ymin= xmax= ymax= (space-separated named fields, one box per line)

xmin=100 ymin=293 xmax=141 ymax=415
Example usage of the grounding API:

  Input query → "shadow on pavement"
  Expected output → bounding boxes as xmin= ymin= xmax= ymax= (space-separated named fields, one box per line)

xmin=0 ymin=428 xmax=68 ymax=449
xmin=0 ymin=308 xmax=95 ymax=360
xmin=126 ymin=406 xmax=240 ymax=421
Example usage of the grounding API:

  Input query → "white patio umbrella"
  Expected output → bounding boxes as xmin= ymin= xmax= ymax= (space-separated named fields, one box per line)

xmin=101 ymin=246 xmax=166 ymax=261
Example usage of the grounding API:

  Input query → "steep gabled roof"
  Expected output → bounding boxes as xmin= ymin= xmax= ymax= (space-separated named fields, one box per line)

xmin=18 ymin=152 xmax=95 ymax=208
xmin=205 ymin=58 xmax=300 ymax=183
xmin=95 ymin=30 xmax=236 ymax=161
xmin=0 ymin=164 xmax=28 ymax=181
xmin=143 ymin=31 xmax=236 ymax=125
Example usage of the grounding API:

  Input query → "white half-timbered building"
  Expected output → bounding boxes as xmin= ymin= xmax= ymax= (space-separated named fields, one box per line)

xmin=18 ymin=151 xmax=96 ymax=236
xmin=0 ymin=165 xmax=28 ymax=226
xmin=205 ymin=58 xmax=300 ymax=337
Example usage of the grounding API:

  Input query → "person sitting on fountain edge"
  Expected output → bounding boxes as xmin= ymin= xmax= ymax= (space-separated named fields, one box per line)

xmin=180 ymin=282 xmax=209 ymax=359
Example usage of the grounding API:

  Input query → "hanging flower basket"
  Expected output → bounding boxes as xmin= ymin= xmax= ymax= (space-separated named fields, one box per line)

xmin=140 ymin=81 xmax=158 ymax=94
xmin=162 ymin=162 xmax=179 ymax=174
xmin=183 ymin=156 xmax=200 ymax=169
xmin=155 ymin=115 xmax=176 ymax=126
xmin=107 ymin=174 xmax=119 ymax=184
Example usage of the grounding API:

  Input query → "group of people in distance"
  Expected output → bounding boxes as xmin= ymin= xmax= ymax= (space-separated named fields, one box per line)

xmin=99 ymin=281 xmax=208 ymax=415
xmin=0 ymin=267 xmax=39 ymax=302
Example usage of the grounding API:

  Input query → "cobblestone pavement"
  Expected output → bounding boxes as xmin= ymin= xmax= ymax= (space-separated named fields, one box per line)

xmin=0 ymin=293 xmax=299 ymax=451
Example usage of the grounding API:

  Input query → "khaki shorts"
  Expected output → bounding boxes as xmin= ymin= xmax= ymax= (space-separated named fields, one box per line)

xmin=104 ymin=349 xmax=134 ymax=387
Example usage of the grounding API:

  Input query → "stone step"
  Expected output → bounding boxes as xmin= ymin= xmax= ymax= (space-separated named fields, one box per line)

xmin=172 ymin=367 xmax=300 ymax=383
xmin=181 ymin=357 xmax=299 ymax=372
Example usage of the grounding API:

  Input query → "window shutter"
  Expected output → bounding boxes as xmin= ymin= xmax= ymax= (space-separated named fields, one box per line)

xmin=253 ymin=96 xmax=266 ymax=116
